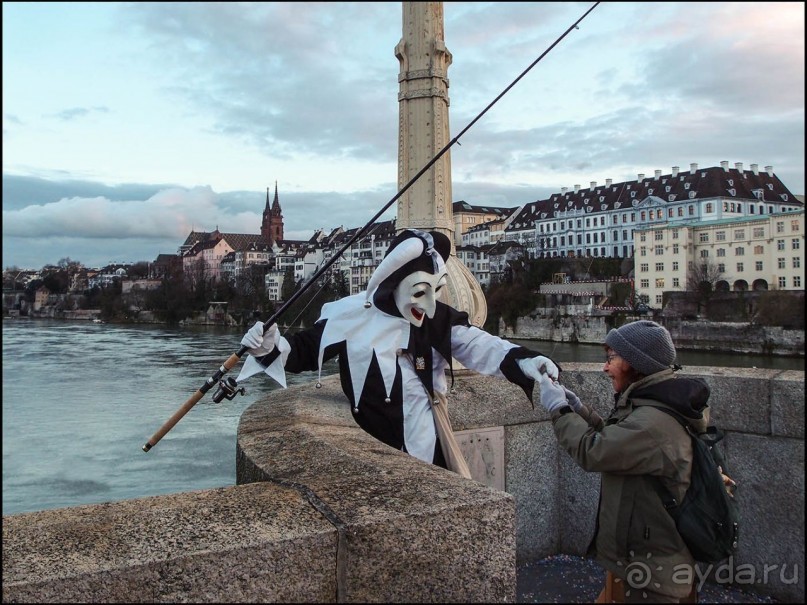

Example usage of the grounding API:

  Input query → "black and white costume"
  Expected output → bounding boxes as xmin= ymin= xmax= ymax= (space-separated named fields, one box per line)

xmin=237 ymin=230 xmax=559 ymax=468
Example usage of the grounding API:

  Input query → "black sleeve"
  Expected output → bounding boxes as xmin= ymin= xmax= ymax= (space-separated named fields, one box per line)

xmin=499 ymin=346 xmax=563 ymax=404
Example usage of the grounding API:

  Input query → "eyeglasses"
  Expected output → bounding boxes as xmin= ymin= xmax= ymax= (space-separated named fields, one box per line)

xmin=605 ymin=353 xmax=620 ymax=364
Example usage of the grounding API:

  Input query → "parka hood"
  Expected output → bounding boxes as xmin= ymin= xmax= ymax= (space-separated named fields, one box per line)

xmin=630 ymin=374 xmax=711 ymax=421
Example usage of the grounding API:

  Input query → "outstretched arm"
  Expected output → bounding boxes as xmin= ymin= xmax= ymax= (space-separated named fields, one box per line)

xmin=449 ymin=323 xmax=562 ymax=404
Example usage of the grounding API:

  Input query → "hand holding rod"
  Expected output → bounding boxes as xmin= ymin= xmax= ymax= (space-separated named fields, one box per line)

xmin=142 ymin=1 xmax=599 ymax=452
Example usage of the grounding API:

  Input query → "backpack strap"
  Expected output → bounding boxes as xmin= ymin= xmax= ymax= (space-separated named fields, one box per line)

xmin=640 ymin=404 xmax=693 ymax=517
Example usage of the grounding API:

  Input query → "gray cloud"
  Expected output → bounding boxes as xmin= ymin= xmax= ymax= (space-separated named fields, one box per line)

xmin=125 ymin=2 xmax=400 ymax=161
xmin=51 ymin=107 xmax=111 ymax=121
xmin=2 ymin=175 xmax=177 ymax=210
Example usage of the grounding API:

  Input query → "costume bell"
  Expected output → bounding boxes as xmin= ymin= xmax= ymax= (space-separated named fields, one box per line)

xmin=237 ymin=229 xmax=561 ymax=469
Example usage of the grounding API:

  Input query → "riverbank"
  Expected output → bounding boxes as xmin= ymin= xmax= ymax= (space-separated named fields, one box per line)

xmin=9 ymin=307 xmax=805 ymax=358
xmin=501 ymin=314 xmax=804 ymax=357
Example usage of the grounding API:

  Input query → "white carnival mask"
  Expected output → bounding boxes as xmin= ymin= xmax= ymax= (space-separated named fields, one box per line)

xmin=393 ymin=270 xmax=448 ymax=327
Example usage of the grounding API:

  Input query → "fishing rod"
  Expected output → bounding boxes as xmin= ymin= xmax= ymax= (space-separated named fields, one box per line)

xmin=142 ymin=1 xmax=600 ymax=453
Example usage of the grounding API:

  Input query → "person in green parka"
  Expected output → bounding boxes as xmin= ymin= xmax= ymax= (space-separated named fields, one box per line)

xmin=535 ymin=320 xmax=734 ymax=603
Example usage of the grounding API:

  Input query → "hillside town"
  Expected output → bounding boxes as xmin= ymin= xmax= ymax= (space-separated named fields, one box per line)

xmin=3 ymin=161 xmax=805 ymax=336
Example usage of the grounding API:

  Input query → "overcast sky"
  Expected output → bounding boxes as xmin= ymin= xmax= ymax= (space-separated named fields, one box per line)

xmin=3 ymin=2 xmax=804 ymax=270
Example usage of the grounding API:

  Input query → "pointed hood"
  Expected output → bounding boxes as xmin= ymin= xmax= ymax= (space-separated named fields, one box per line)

xmin=365 ymin=229 xmax=451 ymax=315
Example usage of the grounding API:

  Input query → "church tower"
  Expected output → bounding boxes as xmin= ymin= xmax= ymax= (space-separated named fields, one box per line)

xmin=261 ymin=181 xmax=284 ymax=245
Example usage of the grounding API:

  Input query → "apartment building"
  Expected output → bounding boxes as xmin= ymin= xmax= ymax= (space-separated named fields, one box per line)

xmin=456 ymin=245 xmax=491 ymax=287
xmin=635 ymin=210 xmax=804 ymax=306
xmin=452 ymin=201 xmax=516 ymax=247
xmin=504 ymin=162 xmax=801 ymax=261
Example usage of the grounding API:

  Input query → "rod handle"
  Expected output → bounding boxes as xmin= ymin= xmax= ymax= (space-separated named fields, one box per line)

xmin=142 ymin=352 xmax=243 ymax=452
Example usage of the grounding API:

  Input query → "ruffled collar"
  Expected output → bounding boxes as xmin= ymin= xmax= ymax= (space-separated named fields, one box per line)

xmin=318 ymin=293 xmax=412 ymax=405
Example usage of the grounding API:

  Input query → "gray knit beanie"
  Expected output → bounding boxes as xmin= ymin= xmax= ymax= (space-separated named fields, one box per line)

xmin=604 ymin=320 xmax=676 ymax=376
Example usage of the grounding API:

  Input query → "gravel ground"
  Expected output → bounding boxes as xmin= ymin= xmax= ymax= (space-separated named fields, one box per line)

xmin=517 ymin=555 xmax=781 ymax=603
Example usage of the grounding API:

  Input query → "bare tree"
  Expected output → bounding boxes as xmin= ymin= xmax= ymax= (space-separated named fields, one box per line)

xmin=686 ymin=258 xmax=727 ymax=315
xmin=233 ymin=264 xmax=271 ymax=313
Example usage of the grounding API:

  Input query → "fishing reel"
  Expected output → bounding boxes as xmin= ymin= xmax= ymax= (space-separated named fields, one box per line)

xmin=212 ymin=377 xmax=246 ymax=403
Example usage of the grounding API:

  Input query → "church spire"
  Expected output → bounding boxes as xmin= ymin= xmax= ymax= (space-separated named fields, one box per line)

xmin=272 ymin=180 xmax=281 ymax=215
xmin=261 ymin=181 xmax=284 ymax=245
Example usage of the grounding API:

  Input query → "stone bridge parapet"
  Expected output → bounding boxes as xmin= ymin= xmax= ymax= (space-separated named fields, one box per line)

xmin=3 ymin=365 xmax=803 ymax=602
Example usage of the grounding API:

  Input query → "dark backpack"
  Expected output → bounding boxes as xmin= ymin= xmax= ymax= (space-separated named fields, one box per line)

xmin=648 ymin=406 xmax=740 ymax=563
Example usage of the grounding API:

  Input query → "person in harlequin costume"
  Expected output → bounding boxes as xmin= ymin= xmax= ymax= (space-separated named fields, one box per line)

xmin=236 ymin=228 xmax=561 ymax=471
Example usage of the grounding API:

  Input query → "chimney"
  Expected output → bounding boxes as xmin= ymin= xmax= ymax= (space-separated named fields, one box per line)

xmin=574 ymin=184 xmax=580 ymax=193
xmin=690 ymin=163 xmax=698 ymax=174
xmin=606 ymin=178 xmax=613 ymax=187
xmin=721 ymin=160 xmax=729 ymax=171
xmin=765 ymin=165 xmax=774 ymax=177
xmin=751 ymin=163 xmax=759 ymax=175
xmin=590 ymin=181 xmax=597 ymax=189
xmin=735 ymin=162 xmax=743 ymax=173
xmin=637 ymin=173 xmax=645 ymax=182
xmin=672 ymin=166 xmax=679 ymax=177
xmin=561 ymin=186 xmax=568 ymax=194
xmin=654 ymin=170 xmax=662 ymax=179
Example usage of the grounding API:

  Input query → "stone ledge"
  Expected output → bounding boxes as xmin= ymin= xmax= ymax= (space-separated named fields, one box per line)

xmin=3 ymin=482 xmax=337 ymax=602
xmin=236 ymin=376 xmax=517 ymax=603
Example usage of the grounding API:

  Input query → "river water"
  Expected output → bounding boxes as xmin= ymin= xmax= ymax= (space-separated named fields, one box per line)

xmin=2 ymin=318 xmax=803 ymax=516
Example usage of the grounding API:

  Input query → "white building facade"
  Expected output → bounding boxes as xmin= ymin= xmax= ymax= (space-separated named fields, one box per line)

xmin=635 ymin=210 xmax=804 ymax=306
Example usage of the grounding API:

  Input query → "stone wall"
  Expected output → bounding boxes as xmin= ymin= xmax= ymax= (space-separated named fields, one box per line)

xmin=501 ymin=314 xmax=805 ymax=356
xmin=3 ymin=367 xmax=804 ymax=602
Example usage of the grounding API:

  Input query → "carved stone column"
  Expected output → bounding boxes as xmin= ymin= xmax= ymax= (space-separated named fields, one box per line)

xmin=395 ymin=1 xmax=487 ymax=327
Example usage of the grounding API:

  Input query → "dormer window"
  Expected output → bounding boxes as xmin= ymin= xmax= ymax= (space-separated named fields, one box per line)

xmin=689 ymin=191 xmax=696 ymax=199
xmin=781 ymin=194 xmax=789 ymax=202
xmin=599 ymin=196 xmax=605 ymax=202
xmin=631 ymin=191 xmax=636 ymax=198
xmin=668 ymin=195 xmax=676 ymax=202
xmin=648 ymin=189 xmax=654 ymax=195
xmin=684 ymin=183 xmax=690 ymax=190
xmin=767 ymin=183 xmax=774 ymax=190
xmin=665 ymin=186 xmax=671 ymax=193
xmin=728 ymin=179 xmax=734 ymax=186
xmin=614 ymin=202 xmax=622 ymax=209
xmin=728 ymin=188 xmax=736 ymax=197
xmin=601 ymin=204 xmax=608 ymax=211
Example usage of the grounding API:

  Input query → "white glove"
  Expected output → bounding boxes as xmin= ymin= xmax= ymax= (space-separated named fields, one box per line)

xmin=517 ymin=355 xmax=560 ymax=382
xmin=562 ymin=386 xmax=584 ymax=414
xmin=240 ymin=321 xmax=278 ymax=357
xmin=536 ymin=372 xmax=568 ymax=413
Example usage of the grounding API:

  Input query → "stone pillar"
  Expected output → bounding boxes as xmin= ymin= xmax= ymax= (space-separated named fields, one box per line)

xmin=395 ymin=2 xmax=487 ymax=327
